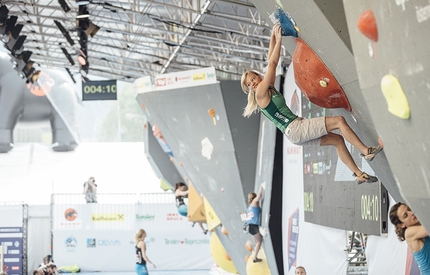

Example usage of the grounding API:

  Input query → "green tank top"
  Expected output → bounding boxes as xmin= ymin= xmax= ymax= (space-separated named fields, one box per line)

xmin=260 ymin=86 xmax=298 ymax=133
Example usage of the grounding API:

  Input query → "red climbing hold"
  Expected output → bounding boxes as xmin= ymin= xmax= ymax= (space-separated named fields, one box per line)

xmin=357 ymin=10 xmax=378 ymax=42
xmin=292 ymin=38 xmax=351 ymax=111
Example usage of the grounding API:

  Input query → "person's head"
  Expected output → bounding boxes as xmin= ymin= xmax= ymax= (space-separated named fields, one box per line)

xmin=295 ymin=266 xmax=306 ymax=275
xmin=152 ymin=124 xmax=164 ymax=140
xmin=389 ymin=202 xmax=420 ymax=241
xmin=135 ymin=229 xmax=146 ymax=243
xmin=240 ymin=70 xmax=264 ymax=117
xmin=241 ymin=70 xmax=263 ymax=94
xmin=248 ymin=192 xmax=257 ymax=204
xmin=88 ymin=177 xmax=95 ymax=183
xmin=174 ymin=182 xmax=187 ymax=192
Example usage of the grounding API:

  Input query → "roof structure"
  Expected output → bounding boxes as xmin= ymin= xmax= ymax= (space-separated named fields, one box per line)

xmin=1 ymin=0 xmax=288 ymax=82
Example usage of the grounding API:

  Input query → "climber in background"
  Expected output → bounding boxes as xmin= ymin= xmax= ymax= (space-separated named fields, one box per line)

xmin=174 ymin=182 xmax=208 ymax=234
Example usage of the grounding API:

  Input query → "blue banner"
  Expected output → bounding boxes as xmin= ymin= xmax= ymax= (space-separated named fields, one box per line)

xmin=0 ymin=227 xmax=23 ymax=275
xmin=287 ymin=208 xmax=299 ymax=271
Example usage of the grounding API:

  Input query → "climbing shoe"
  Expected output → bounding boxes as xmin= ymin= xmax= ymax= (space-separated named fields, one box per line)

xmin=361 ymin=145 xmax=383 ymax=161
xmin=354 ymin=172 xmax=378 ymax=184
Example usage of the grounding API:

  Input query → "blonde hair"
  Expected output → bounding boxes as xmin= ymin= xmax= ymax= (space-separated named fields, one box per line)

xmin=134 ymin=229 xmax=146 ymax=243
xmin=241 ymin=70 xmax=264 ymax=117
xmin=248 ymin=192 xmax=257 ymax=204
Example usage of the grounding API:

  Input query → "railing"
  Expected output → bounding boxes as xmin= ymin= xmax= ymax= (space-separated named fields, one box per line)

xmin=51 ymin=192 xmax=175 ymax=205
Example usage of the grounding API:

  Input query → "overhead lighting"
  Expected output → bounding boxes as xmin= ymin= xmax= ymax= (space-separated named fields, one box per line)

xmin=19 ymin=61 xmax=35 ymax=79
xmin=58 ymin=0 xmax=71 ymax=12
xmin=80 ymin=65 xmax=89 ymax=77
xmin=85 ymin=21 xmax=99 ymax=37
xmin=28 ymin=70 xmax=41 ymax=84
xmin=76 ymin=0 xmax=90 ymax=5
xmin=0 ymin=15 xmax=17 ymax=42
xmin=76 ymin=5 xmax=90 ymax=19
xmin=11 ymin=50 xmax=32 ymax=71
xmin=0 ymin=5 xmax=9 ymax=25
xmin=54 ymin=20 xmax=75 ymax=46
xmin=6 ymin=35 xmax=26 ymax=56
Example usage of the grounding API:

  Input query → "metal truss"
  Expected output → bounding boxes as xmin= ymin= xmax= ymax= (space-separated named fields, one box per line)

xmin=346 ymin=231 xmax=368 ymax=275
xmin=0 ymin=0 xmax=288 ymax=82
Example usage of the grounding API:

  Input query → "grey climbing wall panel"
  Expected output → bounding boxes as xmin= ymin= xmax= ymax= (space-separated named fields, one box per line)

xmin=136 ymin=80 xmax=279 ymax=274
xmin=143 ymin=121 xmax=183 ymax=190
xmin=251 ymin=0 xmax=402 ymax=229
xmin=342 ymin=0 xmax=430 ymax=231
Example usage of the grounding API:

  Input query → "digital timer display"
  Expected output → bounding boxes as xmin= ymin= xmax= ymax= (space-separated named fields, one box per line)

xmin=82 ymin=80 xmax=117 ymax=101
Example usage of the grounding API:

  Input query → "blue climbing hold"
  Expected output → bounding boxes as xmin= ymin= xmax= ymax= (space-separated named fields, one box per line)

xmin=270 ymin=7 xmax=298 ymax=37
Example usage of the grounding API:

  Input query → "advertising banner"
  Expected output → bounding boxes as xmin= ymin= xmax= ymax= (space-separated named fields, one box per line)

xmin=154 ymin=67 xmax=217 ymax=91
xmin=53 ymin=203 xmax=212 ymax=271
xmin=0 ymin=205 xmax=23 ymax=275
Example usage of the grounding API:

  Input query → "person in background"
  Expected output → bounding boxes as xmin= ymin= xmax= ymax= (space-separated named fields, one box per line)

xmin=295 ymin=266 xmax=307 ymax=275
xmin=389 ymin=202 xmax=430 ymax=275
xmin=240 ymin=23 xmax=382 ymax=185
xmin=83 ymin=176 xmax=97 ymax=203
xmin=246 ymin=184 xmax=264 ymax=263
xmin=135 ymin=229 xmax=156 ymax=275
xmin=152 ymin=124 xmax=174 ymax=158
xmin=175 ymin=182 xmax=208 ymax=234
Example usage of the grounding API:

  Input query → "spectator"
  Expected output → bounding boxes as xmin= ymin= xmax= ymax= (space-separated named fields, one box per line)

xmin=295 ymin=266 xmax=307 ymax=275
xmin=135 ymin=229 xmax=156 ymax=275
xmin=83 ymin=176 xmax=97 ymax=203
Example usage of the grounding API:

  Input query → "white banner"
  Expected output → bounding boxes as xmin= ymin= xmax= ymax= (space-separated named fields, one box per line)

xmin=53 ymin=203 xmax=212 ymax=271
xmin=134 ymin=76 xmax=153 ymax=94
xmin=282 ymin=64 xmax=347 ymax=274
xmin=0 ymin=205 xmax=22 ymax=227
xmin=154 ymin=67 xmax=217 ymax=91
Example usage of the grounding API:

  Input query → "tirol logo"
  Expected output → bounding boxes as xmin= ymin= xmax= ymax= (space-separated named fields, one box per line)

xmin=165 ymin=238 xmax=210 ymax=245
xmin=136 ymin=214 xmax=155 ymax=221
xmin=87 ymin=238 xmax=96 ymax=248
xmin=65 ymin=236 xmax=77 ymax=249
xmin=64 ymin=208 xmax=77 ymax=221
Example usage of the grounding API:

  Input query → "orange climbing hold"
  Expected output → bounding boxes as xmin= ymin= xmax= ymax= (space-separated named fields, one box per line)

xmin=245 ymin=240 xmax=253 ymax=252
xmin=292 ymin=38 xmax=351 ymax=111
xmin=357 ymin=10 xmax=378 ymax=42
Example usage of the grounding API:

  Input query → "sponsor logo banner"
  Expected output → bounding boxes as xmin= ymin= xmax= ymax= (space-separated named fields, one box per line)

xmin=92 ymin=214 xmax=124 ymax=222
xmin=136 ymin=214 xmax=155 ymax=221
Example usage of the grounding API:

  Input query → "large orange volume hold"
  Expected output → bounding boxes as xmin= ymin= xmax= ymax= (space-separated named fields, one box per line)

xmin=293 ymin=38 xmax=351 ymax=111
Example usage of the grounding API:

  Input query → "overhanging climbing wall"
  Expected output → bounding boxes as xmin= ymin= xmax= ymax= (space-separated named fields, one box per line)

xmin=252 ymin=0 xmax=402 ymax=231
xmin=136 ymin=80 xmax=265 ymax=274
xmin=342 ymin=0 xmax=430 ymax=232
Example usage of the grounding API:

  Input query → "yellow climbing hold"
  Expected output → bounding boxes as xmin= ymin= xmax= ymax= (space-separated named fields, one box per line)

xmin=294 ymin=26 xmax=300 ymax=32
xmin=210 ymin=234 xmax=238 ymax=274
xmin=380 ymin=74 xmax=410 ymax=119
xmin=203 ymin=197 xmax=222 ymax=230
